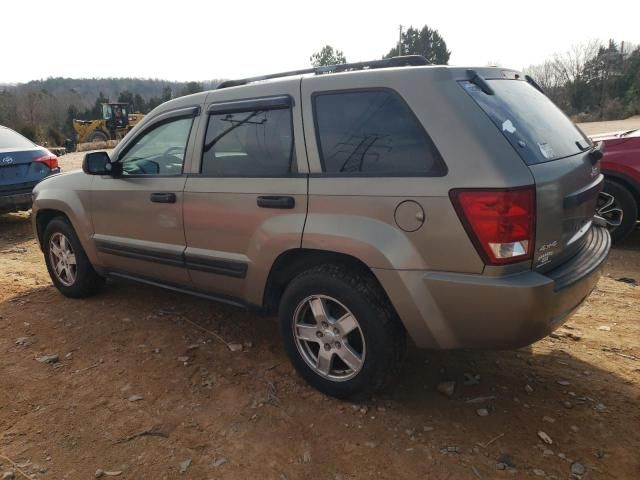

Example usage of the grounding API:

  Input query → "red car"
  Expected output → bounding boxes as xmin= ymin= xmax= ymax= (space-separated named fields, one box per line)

xmin=591 ymin=128 xmax=640 ymax=242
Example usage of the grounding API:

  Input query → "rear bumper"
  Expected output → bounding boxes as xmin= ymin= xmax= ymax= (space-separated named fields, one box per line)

xmin=375 ymin=226 xmax=610 ymax=349
xmin=0 ymin=192 xmax=33 ymax=214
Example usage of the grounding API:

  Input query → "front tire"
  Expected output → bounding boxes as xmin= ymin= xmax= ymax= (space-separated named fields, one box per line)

xmin=601 ymin=180 xmax=638 ymax=243
xmin=279 ymin=264 xmax=405 ymax=399
xmin=43 ymin=217 xmax=104 ymax=297
xmin=87 ymin=130 xmax=109 ymax=143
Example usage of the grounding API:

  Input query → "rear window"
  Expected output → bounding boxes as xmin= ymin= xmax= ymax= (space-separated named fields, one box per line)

xmin=313 ymin=90 xmax=446 ymax=176
xmin=0 ymin=127 xmax=35 ymax=149
xmin=461 ymin=80 xmax=590 ymax=165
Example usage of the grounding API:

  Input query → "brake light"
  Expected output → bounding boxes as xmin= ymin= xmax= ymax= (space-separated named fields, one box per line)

xmin=33 ymin=153 xmax=59 ymax=171
xmin=450 ymin=187 xmax=535 ymax=265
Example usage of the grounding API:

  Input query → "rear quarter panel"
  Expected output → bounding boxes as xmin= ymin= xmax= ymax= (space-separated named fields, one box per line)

xmin=300 ymin=67 xmax=535 ymax=273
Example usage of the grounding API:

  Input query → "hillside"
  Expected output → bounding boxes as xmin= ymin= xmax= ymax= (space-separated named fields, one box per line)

xmin=0 ymin=77 xmax=223 ymax=145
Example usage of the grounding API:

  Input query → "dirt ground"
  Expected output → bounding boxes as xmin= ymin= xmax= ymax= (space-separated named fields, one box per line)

xmin=577 ymin=116 xmax=640 ymax=136
xmin=1 ymin=123 xmax=639 ymax=480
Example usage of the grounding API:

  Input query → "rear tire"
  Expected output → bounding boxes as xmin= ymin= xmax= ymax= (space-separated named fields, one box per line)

xmin=279 ymin=264 xmax=405 ymax=399
xmin=602 ymin=180 xmax=638 ymax=243
xmin=43 ymin=217 xmax=104 ymax=297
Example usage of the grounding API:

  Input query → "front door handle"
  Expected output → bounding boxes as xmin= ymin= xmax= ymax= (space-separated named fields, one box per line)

xmin=150 ymin=192 xmax=177 ymax=203
xmin=256 ymin=195 xmax=295 ymax=209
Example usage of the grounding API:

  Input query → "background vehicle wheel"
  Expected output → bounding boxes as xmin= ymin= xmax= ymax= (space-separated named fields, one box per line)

xmin=43 ymin=217 xmax=104 ymax=297
xmin=279 ymin=264 xmax=405 ymax=399
xmin=600 ymin=180 xmax=638 ymax=243
xmin=87 ymin=130 xmax=109 ymax=143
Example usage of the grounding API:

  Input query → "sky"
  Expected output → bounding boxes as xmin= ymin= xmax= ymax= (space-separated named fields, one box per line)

xmin=3 ymin=0 xmax=639 ymax=83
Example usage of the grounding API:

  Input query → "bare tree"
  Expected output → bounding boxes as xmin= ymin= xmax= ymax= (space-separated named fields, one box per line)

xmin=551 ymin=40 xmax=601 ymax=84
xmin=524 ymin=60 xmax=561 ymax=91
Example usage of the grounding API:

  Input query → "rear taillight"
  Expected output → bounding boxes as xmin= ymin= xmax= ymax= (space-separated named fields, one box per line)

xmin=33 ymin=153 xmax=59 ymax=171
xmin=450 ymin=186 xmax=536 ymax=265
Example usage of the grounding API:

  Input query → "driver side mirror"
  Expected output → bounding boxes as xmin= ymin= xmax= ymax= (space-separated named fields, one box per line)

xmin=82 ymin=151 xmax=122 ymax=176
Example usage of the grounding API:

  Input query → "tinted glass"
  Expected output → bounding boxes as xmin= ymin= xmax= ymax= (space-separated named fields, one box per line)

xmin=313 ymin=90 xmax=446 ymax=176
xmin=119 ymin=117 xmax=192 ymax=176
xmin=0 ymin=127 xmax=35 ymax=149
xmin=202 ymin=108 xmax=294 ymax=176
xmin=462 ymin=79 xmax=591 ymax=165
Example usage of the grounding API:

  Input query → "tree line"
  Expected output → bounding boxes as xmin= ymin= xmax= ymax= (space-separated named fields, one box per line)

xmin=1 ymin=26 xmax=638 ymax=148
xmin=524 ymin=40 xmax=639 ymax=121
xmin=310 ymin=25 xmax=451 ymax=67
xmin=0 ymin=78 xmax=218 ymax=146
xmin=311 ymin=29 xmax=639 ymax=122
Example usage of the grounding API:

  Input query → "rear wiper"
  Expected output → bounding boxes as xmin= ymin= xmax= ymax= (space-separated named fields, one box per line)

xmin=466 ymin=70 xmax=494 ymax=95
xmin=620 ymin=129 xmax=638 ymax=137
xmin=525 ymin=75 xmax=545 ymax=95
xmin=575 ymin=140 xmax=590 ymax=151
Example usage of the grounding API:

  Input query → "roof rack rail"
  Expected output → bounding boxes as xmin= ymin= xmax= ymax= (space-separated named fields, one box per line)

xmin=216 ymin=55 xmax=429 ymax=89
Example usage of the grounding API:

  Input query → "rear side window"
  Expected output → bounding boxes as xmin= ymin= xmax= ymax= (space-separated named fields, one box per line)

xmin=461 ymin=79 xmax=591 ymax=165
xmin=313 ymin=90 xmax=446 ymax=176
xmin=0 ymin=127 xmax=35 ymax=149
xmin=201 ymin=106 xmax=295 ymax=176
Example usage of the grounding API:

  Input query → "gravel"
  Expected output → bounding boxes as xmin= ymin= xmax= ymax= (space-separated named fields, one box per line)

xmin=35 ymin=354 xmax=59 ymax=364
xmin=213 ymin=457 xmax=228 ymax=467
xmin=571 ymin=462 xmax=586 ymax=475
xmin=436 ymin=381 xmax=456 ymax=397
xmin=537 ymin=431 xmax=553 ymax=445
xmin=179 ymin=459 xmax=191 ymax=473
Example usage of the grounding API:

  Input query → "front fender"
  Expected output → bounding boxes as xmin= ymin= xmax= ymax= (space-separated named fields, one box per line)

xmin=31 ymin=172 xmax=100 ymax=265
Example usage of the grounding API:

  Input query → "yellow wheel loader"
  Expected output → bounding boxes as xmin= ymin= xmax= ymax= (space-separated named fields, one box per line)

xmin=72 ymin=103 xmax=145 ymax=148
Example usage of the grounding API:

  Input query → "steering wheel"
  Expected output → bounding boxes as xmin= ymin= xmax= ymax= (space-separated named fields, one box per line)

xmin=163 ymin=146 xmax=184 ymax=158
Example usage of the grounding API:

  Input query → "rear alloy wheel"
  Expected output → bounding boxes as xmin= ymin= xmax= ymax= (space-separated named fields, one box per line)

xmin=293 ymin=295 xmax=366 ymax=382
xmin=598 ymin=180 xmax=638 ymax=243
xmin=279 ymin=264 xmax=405 ymax=399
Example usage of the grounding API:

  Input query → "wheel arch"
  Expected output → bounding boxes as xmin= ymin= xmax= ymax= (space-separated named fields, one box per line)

xmin=262 ymin=248 xmax=391 ymax=313
xmin=35 ymin=209 xmax=70 ymax=249
xmin=603 ymin=171 xmax=640 ymax=217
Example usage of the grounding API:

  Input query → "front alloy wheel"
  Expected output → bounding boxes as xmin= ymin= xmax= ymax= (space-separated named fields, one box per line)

xmin=43 ymin=216 xmax=105 ymax=297
xmin=598 ymin=180 xmax=638 ymax=243
xmin=293 ymin=295 xmax=365 ymax=381
xmin=48 ymin=232 xmax=77 ymax=286
xmin=596 ymin=191 xmax=623 ymax=232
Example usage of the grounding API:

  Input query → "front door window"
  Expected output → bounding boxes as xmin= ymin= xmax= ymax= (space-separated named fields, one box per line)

xmin=118 ymin=117 xmax=193 ymax=176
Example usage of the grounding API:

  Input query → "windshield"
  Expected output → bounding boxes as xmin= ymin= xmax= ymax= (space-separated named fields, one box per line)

xmin=102 ymin=104 xmax=112 ymax=120
xmin=461 ymin=79 xmax=591 ymax=165
xmin=0 ymin=127 xmax=36 ymax=149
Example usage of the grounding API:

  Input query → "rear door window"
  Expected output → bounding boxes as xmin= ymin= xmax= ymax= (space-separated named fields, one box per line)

xmin=313 ymin=90 xmax=446 ymax=176
xmin=201 ymin=105 xmax=295 ymax=176
xmin=461 ymin=79 xmax=591 ymax=165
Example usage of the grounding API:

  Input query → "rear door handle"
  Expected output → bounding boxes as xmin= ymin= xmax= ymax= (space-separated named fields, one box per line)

xmin=256 ymin=195 xmax=295 ymax=209
xmin=150 ymin=192 xmax=177 ymax=203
